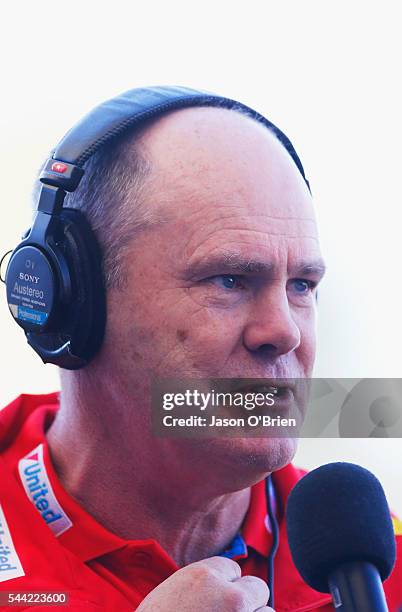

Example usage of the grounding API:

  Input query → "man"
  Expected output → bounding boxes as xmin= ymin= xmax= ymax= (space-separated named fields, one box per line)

xmin=1 ymin=89 xmax=401 ymax=611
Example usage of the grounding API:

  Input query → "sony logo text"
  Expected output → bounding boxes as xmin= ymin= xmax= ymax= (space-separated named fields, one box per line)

xmin=19 ymin=273 xmax=40 ymax=283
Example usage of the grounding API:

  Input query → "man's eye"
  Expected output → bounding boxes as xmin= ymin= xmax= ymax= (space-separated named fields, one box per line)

xmin=291 ymin=279 xmax=315 ymax=293
xmin=209 ymin=275 xmax=243 ymax=290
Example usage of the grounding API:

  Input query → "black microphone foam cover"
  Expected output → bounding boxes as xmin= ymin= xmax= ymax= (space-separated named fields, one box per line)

xmin=286 ymin=462 xmax=396 ymax=593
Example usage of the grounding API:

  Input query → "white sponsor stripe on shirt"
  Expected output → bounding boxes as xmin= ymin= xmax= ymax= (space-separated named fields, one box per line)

xmin=0 ymin=503 xmax=25 ymax=582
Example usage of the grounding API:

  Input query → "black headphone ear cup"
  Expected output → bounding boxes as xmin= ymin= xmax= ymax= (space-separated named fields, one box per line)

xmin=56 ymin=208 xmax=106 ymax=363
xmin=8 ymin=206 xmax=106 ymax=369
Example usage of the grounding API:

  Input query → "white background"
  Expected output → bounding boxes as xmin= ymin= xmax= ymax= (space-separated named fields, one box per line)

xmin=0 ymin=1 xmax=401 ymax=512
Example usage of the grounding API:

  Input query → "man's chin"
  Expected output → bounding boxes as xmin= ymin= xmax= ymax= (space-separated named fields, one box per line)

xmin=189 ymin=436 xmax=298 ymax=488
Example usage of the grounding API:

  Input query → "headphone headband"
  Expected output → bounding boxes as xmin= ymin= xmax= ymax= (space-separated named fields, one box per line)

xmin=39 ymin=85 xmax=310 ymax=193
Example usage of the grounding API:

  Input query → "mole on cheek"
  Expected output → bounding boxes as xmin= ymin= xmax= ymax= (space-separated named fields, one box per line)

xmin=176 ymin=329 xmax=188 ymax=342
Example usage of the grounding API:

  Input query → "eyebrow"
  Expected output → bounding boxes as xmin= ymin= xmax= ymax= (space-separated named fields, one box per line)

xmin=184 ymin=252 xmax=327 ymax=278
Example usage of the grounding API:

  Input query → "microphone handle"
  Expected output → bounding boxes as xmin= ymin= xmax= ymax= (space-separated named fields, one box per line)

xmin=328 ymin=561 xmax=388 ymax=611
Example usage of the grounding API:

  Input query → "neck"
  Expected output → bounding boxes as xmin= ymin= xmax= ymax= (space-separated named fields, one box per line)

xmin=45 ymin=373 xmax=253 ymax=566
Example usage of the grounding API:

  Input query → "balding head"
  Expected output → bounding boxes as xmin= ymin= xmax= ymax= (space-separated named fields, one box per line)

xmin=138 ymin=106 xmax=311 ymax=220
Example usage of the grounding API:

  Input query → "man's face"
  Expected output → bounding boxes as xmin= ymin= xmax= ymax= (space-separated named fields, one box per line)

xmin=99 ymin=107 xmax=325 ymax=481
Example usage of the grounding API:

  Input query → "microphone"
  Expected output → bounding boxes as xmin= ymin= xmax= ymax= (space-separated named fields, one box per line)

xmin=286 ymin=462 xmax=396 ymax=611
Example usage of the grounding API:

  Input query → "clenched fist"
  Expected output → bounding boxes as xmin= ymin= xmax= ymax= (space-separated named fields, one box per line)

xmin=136 ymin=556 xmax=274 ymax=611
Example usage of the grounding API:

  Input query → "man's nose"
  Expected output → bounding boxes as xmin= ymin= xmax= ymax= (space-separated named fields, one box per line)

xmin=242 ymin=288 xmax=301 ymax=358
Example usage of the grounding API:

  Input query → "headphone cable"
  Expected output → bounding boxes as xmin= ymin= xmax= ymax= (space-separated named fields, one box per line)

xmin=265 ymin=474 xmax=280 ymax=609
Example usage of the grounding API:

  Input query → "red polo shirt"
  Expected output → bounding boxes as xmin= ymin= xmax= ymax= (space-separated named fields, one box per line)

xmin=0 ymin=392 xmax=401 ymax=611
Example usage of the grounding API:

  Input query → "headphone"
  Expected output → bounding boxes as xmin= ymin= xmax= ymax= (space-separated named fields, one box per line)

xmin=3 ymin=85 xmax=310 ymax=370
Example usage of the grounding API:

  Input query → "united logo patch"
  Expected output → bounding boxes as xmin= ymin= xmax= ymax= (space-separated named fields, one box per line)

xmin=18 ymin=443 xmax=72 ymax=537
